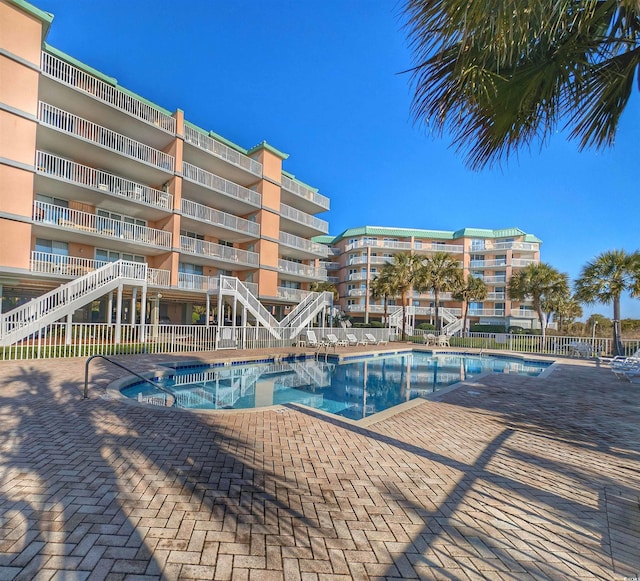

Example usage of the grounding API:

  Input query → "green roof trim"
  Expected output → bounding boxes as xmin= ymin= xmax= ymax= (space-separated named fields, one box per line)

xmin=320 ymin=225 xmax=542 ymax=245
xmin=8 ymin=0 xmax=53 ymax=37
xmin=247 ymin=140 xmax=289 ymax=160
xmin=43 ymin=44 xmax=173 ymax=116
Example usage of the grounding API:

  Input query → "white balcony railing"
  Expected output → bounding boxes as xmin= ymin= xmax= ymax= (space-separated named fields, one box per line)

xmin=468 ymin=309 xmax=506 ymax=317
xmin=323 ymin=262 xmax=341 ymax=270
xmin=182 ymin=162 xmax=261 ymax=207
xmin=39 ymin=102 xmax=175 ymax=172
xmin=178 ymin=272 xmax=219 ymax=292
xmin=180 ymin=236 xmax=259 ymax=267
xmin=33 ymin=201 xmax=172 ymax=248
xmin=181 ymin=199 xmax=260 ymax=238
xmin=279 ymin=203 xmax=328 ymax=233
xmin=279 ymin=232 xmax=329 ymax=257
xmin=348 ymin=289 xmax=367 ymax=297
xmin=510 ymin=309 xmax=538 ymax=318
xmin=345 ymin=239 xmax=412 ymax=252
xmin=280 ymin=174 xmax=329 ymax=211
xmin=414 ymin=242 xmax=464 ymax=254
xmin=482 ymin=276 xmax=508 ymax=284
xmin=276 ymin=287 xmax=312 ymax=302
xmin=41 ymin=52 xmax=176 ymax=133
xmin=511 ymin=258 xmax=537 ymax=267
xmin=183 ymin=126 xmax=262 ymax=177
xmin=486 ymin=292 xmax=506 ymax=300
xmin=278 ymin=259 xmax=327 ymax=279
xmin=470 ymin=259 xmax=508 ymax=268
xmin=347 ymin=272 xmax=369 ymax=281
xmin=36 ymin=151 xmax=173 ymax=211
xmin=30 ymin=251 xmax=170 ymax=286
xmin=490 ymin=241 xmax=539 ymax=252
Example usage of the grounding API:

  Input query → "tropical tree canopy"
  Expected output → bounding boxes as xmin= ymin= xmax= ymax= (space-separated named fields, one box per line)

xmin=574 ymin=249 xmax=640 ymax=355
xmin=310 ymin=281 xmax=339 ymax=301
xmin=452 ymin=275 xmax=488 ymax=334
xmin=402 ymin=0 xmax=640 ymax=169
xmin=508 ymin=262 xmax=569 ymax=338
xmin=423 ymin=252 xmax=464 ymax=330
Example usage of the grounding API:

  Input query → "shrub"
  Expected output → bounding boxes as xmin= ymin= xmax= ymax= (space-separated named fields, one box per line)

xmin=353 ymin=322 xmax=384 ymax=328
xmin=416 ymin=322 xmax=435 ymax=331
xmin=471 ymin=324 xmax=506 ymax=333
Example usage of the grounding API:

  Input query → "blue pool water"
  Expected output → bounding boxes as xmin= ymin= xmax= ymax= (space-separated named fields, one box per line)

xmin=121 ymin=352 xmax=551 ymax=420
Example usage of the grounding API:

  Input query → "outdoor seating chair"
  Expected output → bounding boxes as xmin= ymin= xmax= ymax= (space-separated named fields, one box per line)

xmin=437 ymin=334 xmax=450 ymax=347
xmin=567 ymin=341 xmax=592 ymax=358
xmin=345 ymin=333 xmax=367 ymax=346
xmin=325 ymin=333 xmax=348 ymax=348
xmin=364 ymin=333 xmax=388 ymax=345
xmin=305 ymin=330 xmax=321 ymax=347
xmin=423 ymin=333 xmax=436 ymax=345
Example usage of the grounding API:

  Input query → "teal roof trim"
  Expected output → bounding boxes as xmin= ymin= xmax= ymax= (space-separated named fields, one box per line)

xmin=312 ymin=235 xmax=335 ymax=244
xmin=247 ymin=141 xmax=289 ymax=160
xmin=9 ymin=0 xmax=53 ymax=37
xmin=324 ymin=225 xmax=542 ymax=245
xmin=209 ymin=130 xmax=249 ymax=155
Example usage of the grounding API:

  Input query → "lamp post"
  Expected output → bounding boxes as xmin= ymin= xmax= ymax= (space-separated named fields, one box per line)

xmin=592 ymin=319 xmax=598 ymax=355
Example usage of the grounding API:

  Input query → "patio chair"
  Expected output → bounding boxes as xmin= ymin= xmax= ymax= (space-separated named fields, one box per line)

xmin=437 ymin=334 xmax=450 ymax=347
xmin=423 ymin=333 xmax=436 ymax=345
xmin=345 ymin=333 xmax=367 ymax=346
xmin=364 ymin=333 xmax=388 ymax=345
xmin=305 ymin=330 xmax=321 ymax=347
xmin=325 ymin=333 xmax=348 ymax=348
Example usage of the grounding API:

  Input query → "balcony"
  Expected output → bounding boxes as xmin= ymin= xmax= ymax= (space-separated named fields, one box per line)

xmin=486 ymin=292 xmax=506 ymax=300
xmin=280 ymin=174 xmax=330 ymax=213
xmin=482 ymin=276 xmax=508 ymax=284
xmin=177 ymin=272 xmax=219 ymax=292
xmin=511 ymin=258 xmax=537 ymax=267
xmin=276 ymin=287 xmax=313 ymax=302
xmin=41 ymin=52 xmax=176 ymax=134
xmin=468 ymin=309 xmax=506 ymax=317
xmin=180 ymin=236 xmax=259 ymax=269
xmin=183 ymin=125 xmax=262 ymax=184
xmin=180 ymin=198 xmax=260 ymax=241
xmin=347 ymin=272 xmax=368 ymax=281
xmin=510 ymin=309 xmax=538 ymax=318
xmin=348 ymin=289 xmax=368 ymax=297
xmin=345 ymin=239 xmax=412 ymax=252
xmin=182 ymin=162 xmax=261 ymax=212
xmin=414 ymin=242 xmax=464 ymax=254
xmin=484 ymin=241 xmax=540 ymax=252
xmin=278 ymin=259 xmax=327 ymax=281
xmin=38 ymin=103 xmax=175 ymax=178
xmin=279 ymin=203 xmax=328 ymax=235
xmin=35 ymin=151 xmax=173 ymax=215
xmin=33 ymin=201 xmax=172 ymax=250
xmin=469 ymin=259 xmax=508 ymax=268
xmin=279 ymin=232 xmax=329 ymax=259
xmin=30 ymin=251 xmax=170 ymax=286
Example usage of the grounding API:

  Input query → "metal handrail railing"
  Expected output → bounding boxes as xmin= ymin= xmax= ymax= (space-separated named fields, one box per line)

xmin=84 ymin=354 xmax=174 ymax=404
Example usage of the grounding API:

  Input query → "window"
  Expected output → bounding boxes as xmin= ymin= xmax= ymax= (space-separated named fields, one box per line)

xmin=281 ymin=280 xmax=300 ymax=289
xmin=180 ymin=230 xmax=204 ymax=240
xmin=35 ymin=238 xmax=68 ymax=256
xmin=179 ymin=262 xmax=203 ymax=275
xmin=95 ymin=248 xmax=145 ymax=264
xmin=495 ymin=254 xmax=507 ymax=266
xmin=471 ymin=240 xmax=485 ymax=251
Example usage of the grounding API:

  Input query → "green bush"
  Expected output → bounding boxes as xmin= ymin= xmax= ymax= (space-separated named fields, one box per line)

xmin=471 ymin=324 xmax=506 ymax=333
xmin=416 ymin=322 xmax=435 ymax=330
xmin=353 ymin=322 xmax=384 ymax=328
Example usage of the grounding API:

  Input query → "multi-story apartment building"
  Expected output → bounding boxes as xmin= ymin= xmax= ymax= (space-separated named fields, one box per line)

xmin=317 ymin=226 xmax=542 ymax=331
xmin=0 ymin=0 xmax=329 ymax=328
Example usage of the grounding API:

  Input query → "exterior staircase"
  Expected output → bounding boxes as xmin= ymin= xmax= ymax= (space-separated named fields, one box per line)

xmin=441 ymin=307 xmax=464 ymax=336
xmin=0 ymin=260 xmax=147 ymax=347
xmin=388 ymin=306 xmax=414 ymax=336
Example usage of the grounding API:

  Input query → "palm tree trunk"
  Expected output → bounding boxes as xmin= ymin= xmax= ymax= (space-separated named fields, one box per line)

xmin=463 ymin=301 xmax=468 ymax=336
xmin=434 ymin=289 xmax=440 ymax=332
xmin=537 ymin=306 xmax=546 ymax=343
xmin=613 ymin=296 xmax=624 ymax=356
xmin=401 ymin=292 xmax=407 ymax=341
xmin=383 ymin=295 xmax=388 ymax=325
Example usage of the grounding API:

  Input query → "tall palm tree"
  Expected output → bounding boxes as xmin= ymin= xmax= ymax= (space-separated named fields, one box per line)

xmin=452 ymin=275 xmax=488 ymax=335
xmin=310 ymin=281 xmax=338 ymax=302
xmin=547 ymin=295 xmax=583 ymax=334
xmin=508 ymin=263 xmax=569 ymax=341
xmin=574 ymin=250 xmax=640 ymax=356
xmin=423 ymin=252 xmax=463 ymax=331
xmin=384 ymin=253 xmax=428 ymax=340
xmin=402 ymin=0 xmax=640 ymax=169
xmin=370 ymin=264 xmax=396 ymax=325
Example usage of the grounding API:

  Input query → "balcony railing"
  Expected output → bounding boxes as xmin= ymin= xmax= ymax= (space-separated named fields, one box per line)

xmin=33 ymin=201 xmax=172 ymax=248
xmin=279 ymin=232 xmax=328 ymax=257
xmin=348 ymin=289 xmax=367 ymax=297
xmin=39 ymin=102 xmax=175 ymax=172
xmin=280 ymin=174 xmax=329 ymax=210
xmin=182 ymin=162 xmax=261 ymax=207
xmin=511 ymin=309 xmax=538 ymax=318
xmin=279 ymin=203 xmax=328 ymax=233
xmin=482 ymin=276 xmax=508 ymax=284
xmin=178 ymin=272 xmax=219 ymax=292
xmin=36 ymin=151 xmax=173 ymax=211
xmin=323 ymin=261 xmax=341 ymax=270
xmin=469 ymin=259 xmax=508 ymax=268
xmin=276 ymin=287 xmax=312 ymax=302
xmin=491 ymin=241 xmax=539 ymax=252
xmin=180 ymin=236 xmax=259 ymax=267
xmin=468 ymin=309 xmax=506 ymax=317
xmin=30 ymin=251 xmax=170 ymax=286
xmin=181 ymin=199 xmax=260 ymax=238
xmin=486 ymin=292 xmax=506 ymax=300
xmin=414 ymin=242 xmax=464 ymax=254
xmin=511 ymin=258 xmax=537 ymax=267
xmin=183 ymin=126 xmax=262 ymax=177
xmin=347 ymin=272 xmax=368 ymax=281
xmin=41 ymin=52 xmax=176 ymax=133
xmin=345 ymin=239 xmax=412 ymax=252
xmin=278 ymin=259 xmax=327 ymax=279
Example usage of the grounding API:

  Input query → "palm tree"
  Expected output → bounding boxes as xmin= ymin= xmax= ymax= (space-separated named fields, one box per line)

xmin=383 ymin=253 xmax=428 ymax=340
xmin=370 ymin=264 xmax=396 ymax=325
xmin=574 ymin=250 xmax=640 ymax=356
xmin=508 ymin=263 xmax=569 ymax=341
xmin=402 ymin=0 xmax=640 ymax=169
xmin=452 ymin=275 xmax=488 ymax=335
xmin=547 ymin=295 xmax=583 ymax=334
xmin=310 ymin=281 xmax=338 ymax=302
xmin=423 ymin=252 xmax=463 ymax=331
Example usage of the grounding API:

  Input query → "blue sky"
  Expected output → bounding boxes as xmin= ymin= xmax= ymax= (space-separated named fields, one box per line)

xmin=40 ymin=0 xmax=640 ymax=318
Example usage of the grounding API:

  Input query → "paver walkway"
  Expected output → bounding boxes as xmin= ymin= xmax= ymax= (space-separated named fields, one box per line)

xmin=0 ymin=348 xmax=639 ymax=580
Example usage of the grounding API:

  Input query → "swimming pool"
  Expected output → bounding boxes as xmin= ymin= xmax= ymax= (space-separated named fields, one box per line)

xmin=120 ymin=351 xmax=552 ymax=420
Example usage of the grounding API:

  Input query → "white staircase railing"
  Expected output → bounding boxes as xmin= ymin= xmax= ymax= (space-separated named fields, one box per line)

xmin=279 ymin=292 xmax=333 ymax=339
xmin=290 ymin=361 xmax=335 ymax=388
xmin=388 ymin=306 xmax=414 ymax=336
xmin=218 ymin=276 xmax=281 ymax=338
xmin=0 ymin=260 xmax=147 ymax=346
xmin=441 ymin=307 xmax=463 ymax=336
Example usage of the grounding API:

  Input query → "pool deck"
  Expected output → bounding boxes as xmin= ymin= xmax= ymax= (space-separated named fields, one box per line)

xmin=0 ymin=345 xmax=639 ymax=580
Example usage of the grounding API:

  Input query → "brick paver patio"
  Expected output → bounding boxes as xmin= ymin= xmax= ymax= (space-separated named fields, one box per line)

xmin=0 ymin=347 xmax=639 ymax=580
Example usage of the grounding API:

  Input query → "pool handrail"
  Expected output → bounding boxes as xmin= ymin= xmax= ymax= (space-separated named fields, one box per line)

xmin=84 ymin=353 xmax=175 ymax=404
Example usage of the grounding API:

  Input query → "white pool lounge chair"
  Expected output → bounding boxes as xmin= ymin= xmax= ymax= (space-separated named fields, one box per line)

xmin=325 ymin=333 xmax=348 ymax=348
xmin=345 ymin=333 xmax=366 ymax=346
xmin=305 ymin=330 xmax=321 ymax=347
xmin=364 ymin=333 xmax=387 ymax=345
